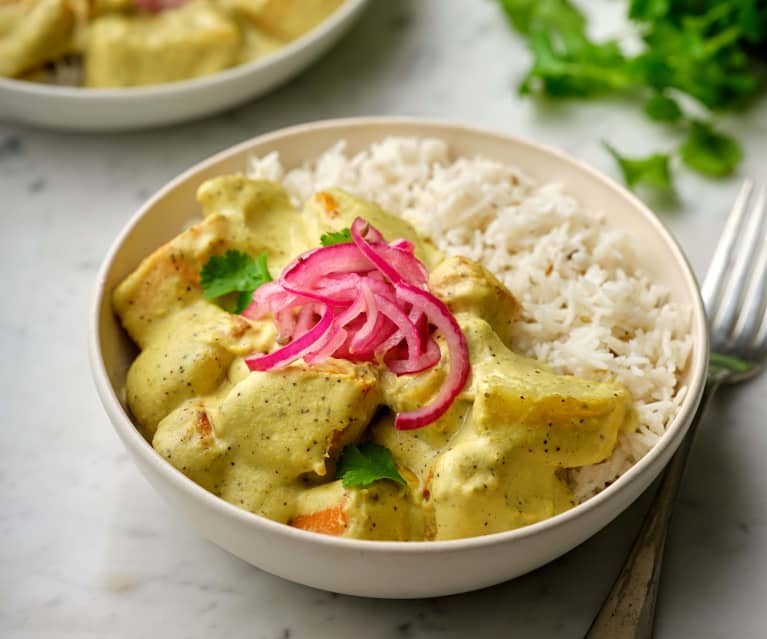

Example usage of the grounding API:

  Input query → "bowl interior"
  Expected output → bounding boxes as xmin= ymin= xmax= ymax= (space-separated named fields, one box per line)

xmin=92 ymin=119 xmax=709 ymax=576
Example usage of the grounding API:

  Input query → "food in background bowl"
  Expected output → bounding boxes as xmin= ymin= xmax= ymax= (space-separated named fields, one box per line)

xmin=111 ymin=137 xmax=692 ymax=542
xmin=0 ymin=0 xmax=344 ymax=87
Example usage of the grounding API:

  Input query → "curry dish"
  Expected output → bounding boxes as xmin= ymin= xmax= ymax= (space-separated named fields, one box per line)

xmin=113 ymin=175 xmax=635 ymax=541
xmin=0 ymin=0 xmax=343 ymax=87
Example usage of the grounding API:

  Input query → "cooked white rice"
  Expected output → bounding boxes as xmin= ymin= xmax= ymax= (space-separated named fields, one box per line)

xmin=247 ymin=137 xmax=693 ymax=501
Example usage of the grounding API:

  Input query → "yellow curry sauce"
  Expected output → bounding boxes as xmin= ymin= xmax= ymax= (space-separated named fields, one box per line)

xmin=113 ymin=176 xmax=634 ymax=541
xmin=0 ymin=0 xmax=343 ymax=86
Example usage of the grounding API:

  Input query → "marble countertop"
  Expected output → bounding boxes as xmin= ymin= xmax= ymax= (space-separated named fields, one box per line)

xmin=2 ymin=1 xmax=766 ymax=636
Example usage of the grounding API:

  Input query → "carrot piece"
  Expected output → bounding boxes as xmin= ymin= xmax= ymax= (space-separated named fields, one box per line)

xmin=289 ymin=502 xmax=348 ymax=536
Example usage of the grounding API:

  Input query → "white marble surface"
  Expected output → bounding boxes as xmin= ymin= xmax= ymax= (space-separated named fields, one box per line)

xmin=2 ymin=1 xmax=766 ymax=637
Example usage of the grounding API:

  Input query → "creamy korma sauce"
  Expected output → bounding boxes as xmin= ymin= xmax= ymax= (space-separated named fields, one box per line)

xmin=113 ymin=175 xmax=634 ymax=541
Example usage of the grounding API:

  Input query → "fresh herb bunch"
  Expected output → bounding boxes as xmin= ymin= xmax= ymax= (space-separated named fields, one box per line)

xmin=499 ymin=0 xmax=767 ymax=189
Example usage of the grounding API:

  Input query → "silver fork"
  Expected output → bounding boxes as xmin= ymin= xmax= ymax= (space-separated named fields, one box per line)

xmin=585 ymin=181 xmax=767 ymax=639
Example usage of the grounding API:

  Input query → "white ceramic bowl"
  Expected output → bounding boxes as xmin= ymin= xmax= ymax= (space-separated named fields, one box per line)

xmin=0 ymin=0 xmax=369 ymax=131
xmin=90 ymin=118 xmax=709 ymax=598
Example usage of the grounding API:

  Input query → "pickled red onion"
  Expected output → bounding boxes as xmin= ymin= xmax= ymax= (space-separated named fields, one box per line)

xmin=244 ymin=217 xmax=470 ymax=429
xmin=245 ymin=306 xmax=333 ymax=371
xmin=392 ymin=283 xmax=469 ymax=430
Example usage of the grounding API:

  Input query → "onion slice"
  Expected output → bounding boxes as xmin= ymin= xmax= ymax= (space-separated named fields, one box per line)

xmin=350 ymin=217 xmax=429 ymax=287
xmin=349 ymin=281 xmax=378 ymax=353
xmin=391 ymin=283 xmax=470 ymax=430
xmin=245 ymin=306 xmax=333 ymax=371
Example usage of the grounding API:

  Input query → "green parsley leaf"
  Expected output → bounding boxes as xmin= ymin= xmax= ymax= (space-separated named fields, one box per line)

xmin=320 ymin=228 xmax=352 ymax=246
xmin=605 ymin=143 xmax=673 ymax=190
xmin=200 ymin=250 xmax=272 ymax=314
xmin=336 ymin=443 xmax=406 ymax=488
xmin=680 ymin=121 xmax=742 ymax=177
xmin=644 ymin=93 xmax=683 ymax=122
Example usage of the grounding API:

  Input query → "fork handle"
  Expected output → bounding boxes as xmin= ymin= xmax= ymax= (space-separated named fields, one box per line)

xmin=584 ymin=381 xmax=718 ymax=639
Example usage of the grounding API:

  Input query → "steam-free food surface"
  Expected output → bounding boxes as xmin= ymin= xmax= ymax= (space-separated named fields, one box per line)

xmin=111 ymin=137 xmax=691 ymax=541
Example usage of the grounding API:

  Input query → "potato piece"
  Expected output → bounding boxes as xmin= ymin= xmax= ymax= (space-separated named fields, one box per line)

xmin=84 ymin=1 xmax=239 ymax=87
xmin=291 ymin=479 xmax=429 ymax=541
xmin=464 ymin=318 xmax=631 ymax=468
xmin=125 ymin=300 xmax=276 ymax=438
xmin=196 ymin=174 xmax=315 ymax=268
xmin=153 ymin=361 xmax=381 ymax=522
xmin=375 ymin=316 xmax=632 ymax=539
xmin=427 ymin=444 xmax=576 ymax=539
xmin=291 ymin=483 xmax=349 ymax=535
xmin=0 ymin=4 xmax=25 ymax=38
xmin=230 ymin=0 xmax=344 ymax=41
xmin=112 ymin=178 xmax=297 ymax=348
xmin=303 ymin=188 xmax=443 ymax=269
xmin=150 ymin=399 xmax=231 ymax=496
xmin=429 ymin=256 xmax=520 ymax=348
xmin=0 ymin=0 xmax=75 ymax=78
xmin=235 ymin=20 xmax=285 ymax=63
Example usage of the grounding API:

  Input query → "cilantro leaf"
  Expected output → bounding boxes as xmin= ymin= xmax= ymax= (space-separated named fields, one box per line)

xmin=709 ymin=352 xmax=753 ymax=376
xmin=499 ymin=0 xmax=585 ymax=36
xmin=631 ymin=15 xmax=758 ymax=111
xmin=628 ymin=0 xmax=669 ymax=21
xmin=503 ymin=0 xmax=638 ymax=98
xmin=680 ymin=121 xmax=742 ymax=177
xmin=200 ymin=250 xmax=272 ymax=314
xmin=605 ymin=143 xmax=673 ymax=190
xmin=320 ymin=228 xmax=352 ymax=246
xmin=521 ymin=32 xmax=635 ymax=98
xmin=336 ymin=443 xmax=406 ymax=488
xmin=644 ymin=93 xmax=683 ymax=122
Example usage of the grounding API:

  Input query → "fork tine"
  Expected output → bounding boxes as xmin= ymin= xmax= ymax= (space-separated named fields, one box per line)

xmin=709 ymin=183 xmax=766 ymax=339
xmin=752 ymin=244 xmax=767 ymax=357
xmin=732 ymin=192 xmax=767 ymax=354
xmin=755 ymin=306 xmax=767 ymax=358
xmin=701 ymin=181 xmax=753 ymax=316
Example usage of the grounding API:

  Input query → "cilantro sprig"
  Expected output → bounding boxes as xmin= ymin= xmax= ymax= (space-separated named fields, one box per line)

xmin=680 ymin=121 xmax=743 ymax=178
xmin=644 ymin=94 xmax=683 ymax=123
xmin=320 ymin=228 xmax=352 ymax=246
xmin=605 ymin=143 xmax=673 ymax=190
xmin=336 ymin=443 xmax=406 ymax=488
xmin=498 ymin=0 xmax=765 ymax=190
xmin=200 ymin=250 xmax=272 ymax=314
xmin=708 ymin=352 xmax=753 ymax=379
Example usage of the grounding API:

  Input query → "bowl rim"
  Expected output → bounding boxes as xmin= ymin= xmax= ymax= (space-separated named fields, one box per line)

xmin=0 ymin=0 xmax=369 ymax=99
xmin=90 ymin=116 xmax=709 ymax=554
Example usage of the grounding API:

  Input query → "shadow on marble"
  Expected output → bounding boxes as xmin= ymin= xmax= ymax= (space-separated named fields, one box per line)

xmin=86 ymin=459 xmax=660 ymax=639
xmin=655 ymin=386 xmax=767 ymax=636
